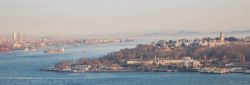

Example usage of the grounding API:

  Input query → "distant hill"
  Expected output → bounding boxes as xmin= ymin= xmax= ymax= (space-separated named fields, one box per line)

xmin=174 ymin=31 xmax=203 ymax=35
xmin=138 ymin=30 xmax=250 ymax=40
xmin=144 ymin=30 xmax=250 ymax=36
xmin=227 ymin=30 xmax=250 ymax=34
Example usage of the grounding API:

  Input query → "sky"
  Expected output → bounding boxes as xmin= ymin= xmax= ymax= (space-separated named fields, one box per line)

xmin=0 ymin=0 xmax=250 ymax=37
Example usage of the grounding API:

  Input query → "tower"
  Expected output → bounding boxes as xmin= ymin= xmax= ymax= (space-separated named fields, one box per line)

xmin=239 ymin=54 xmax=245 ymax=64
xmin=12 ymin=32 xmax=17 ymax=41
xmin=220 ymin=31 xmax=224 ymax=42
xmin=17 ymin=32 xmax=21 ymax=42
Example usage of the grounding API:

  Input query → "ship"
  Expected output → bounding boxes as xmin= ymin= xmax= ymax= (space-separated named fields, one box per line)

xmin=244 ymin=69 xmax=250 ymax=74
xmin=24 ymin=48 xmax=37 ymax=52
xmin=199 ymin=67 xmax=229 ymax=74
xmin=44 ymin=48 xmax=64 ymax=54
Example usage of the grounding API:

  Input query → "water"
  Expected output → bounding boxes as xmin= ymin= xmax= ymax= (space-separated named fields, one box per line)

xmin=0 ymin=41 xmax=250 ymax=85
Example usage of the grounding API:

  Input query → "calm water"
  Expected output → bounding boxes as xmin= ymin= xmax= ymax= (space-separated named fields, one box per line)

xmin=0 ymin=41 xmax=250 ymax=85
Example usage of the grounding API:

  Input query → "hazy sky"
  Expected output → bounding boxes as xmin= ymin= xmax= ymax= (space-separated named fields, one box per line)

xmin=0 ymin=0 xmax=250 ymax=36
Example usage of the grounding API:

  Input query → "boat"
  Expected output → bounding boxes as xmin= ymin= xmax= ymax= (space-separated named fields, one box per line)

xmin=152 ymin=69 xmax=177 ymax=72
xmin=229 ymin=67 xmax=244 ymax=73
xmin=72 ymin=69 xmax=85 ymax=73
xmin=44 ymin=48 xmax=64 ymax=54
xmin=244 ymin=70 xmax=250 ymax=74
xmin=199 ymin=67 xmax=228 ymax=74
xmin=23 ymin=47 xmax=37 ymax=52
xmin=199 ymin=68 xmax=212 ymax=74
xmin=41 ymin=67 xmax=56 ymax=71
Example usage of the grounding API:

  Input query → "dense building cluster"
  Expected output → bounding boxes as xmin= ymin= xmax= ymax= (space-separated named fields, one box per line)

xmin=51 ymin=31 xmax=250 ymax=73
xmin=156 ymin=31 xmax=226 ymax=48
xmin=0 ymin=32 xmax=134 ymax=52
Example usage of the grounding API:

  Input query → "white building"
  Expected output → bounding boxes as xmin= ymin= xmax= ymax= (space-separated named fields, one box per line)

xmin=12 ymin=32 xmax=17 ymax=41
xmin=127 ymin=57 xmax=201 ymax=69
xmin=71 ymin=64 xmax=91 ymax=71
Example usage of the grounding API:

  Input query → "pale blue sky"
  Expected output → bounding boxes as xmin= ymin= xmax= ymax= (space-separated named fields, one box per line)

xmin=0 ymin=0 xmax=250 ymax=36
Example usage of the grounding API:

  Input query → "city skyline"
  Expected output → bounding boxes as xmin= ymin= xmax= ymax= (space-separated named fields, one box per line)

xmin=1 ymin=1 xmax=250 ymax=85
xmin=0 ymin=0 xmax=250 ymax=36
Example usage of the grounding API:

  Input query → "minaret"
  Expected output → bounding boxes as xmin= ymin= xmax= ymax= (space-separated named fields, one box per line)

xmin=239 ymin=54 xmax=245 ymax=64
xmin=220 ymin=31 xmax=224 ymax=42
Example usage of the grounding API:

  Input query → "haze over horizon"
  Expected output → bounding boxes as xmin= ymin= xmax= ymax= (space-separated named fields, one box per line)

xmin=0 ymin=0 xmax=250 ymax=37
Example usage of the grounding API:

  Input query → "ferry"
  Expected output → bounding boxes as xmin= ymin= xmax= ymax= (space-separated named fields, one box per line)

xmin=23 ymin=48 xmax=37 ymax=52
xmin=199 ymin=67 xmax=228 ymax=74
xmin=244 ymin=70 xmax=250 ymax=74
xmin=71 ymin=70 xmax=85 ymax=73
xmin=199 ymin=68 xmax=212 ymax=74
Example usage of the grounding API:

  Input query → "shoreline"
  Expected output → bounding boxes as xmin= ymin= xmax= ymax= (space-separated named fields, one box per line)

xmin=40 ymin=69 xmax=250 ymax=74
